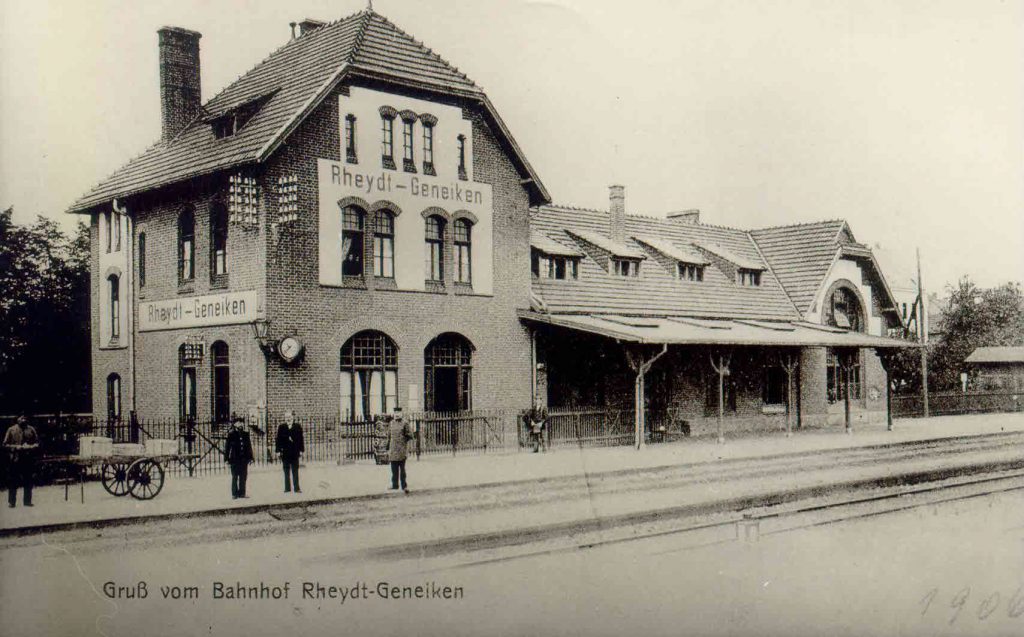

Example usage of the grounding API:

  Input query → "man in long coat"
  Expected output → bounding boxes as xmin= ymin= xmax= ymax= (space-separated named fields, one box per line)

xmin=387 ymin=410 xmax=414 ymax=493
xmin=3 ymin=415 xmax=40 ymax=507
xmin=275 ymin=410 xmax=305 ymax=493
xmin=224 ymin=416 xmax=254 ymax=499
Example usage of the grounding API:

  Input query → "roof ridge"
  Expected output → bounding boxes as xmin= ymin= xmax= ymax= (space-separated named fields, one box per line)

xmin=750 ymin=218 xmax=846 ymax=233
xmin=537 ymin=204 xmax=757 ymax=233
xmin=357 ymin=11 xmax=477 ymax=87
xmin=202 ymin=11 xmax=362 ymax=111
xmin=346 ymin=9 xmax=374 ymax=63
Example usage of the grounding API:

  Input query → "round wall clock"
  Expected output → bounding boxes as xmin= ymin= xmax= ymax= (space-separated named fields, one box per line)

xmin=277 ymin=336 xmax=305 ymax=364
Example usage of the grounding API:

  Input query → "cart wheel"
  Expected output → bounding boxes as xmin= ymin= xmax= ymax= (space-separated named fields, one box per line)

xmin=101 ymin=462 xmax=132 ymax=497
xmin=128 ymin=459 xmax=165 ymax=500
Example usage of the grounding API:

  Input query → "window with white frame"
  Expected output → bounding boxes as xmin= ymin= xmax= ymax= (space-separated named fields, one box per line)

xmin=425 ymin=215 xmax=445 ymax=283
xmin=341 ymin=205 xmax=365 ymax=277
xmin=344 ymin=114 xmax=357 ymax=164
xmin=401 ymin=116 xmax=416 ymax=173
xmin=454 ymin=218 xmax=472 ymax=284
xmin=210 ymin=202 xmax=228 ymax=278
xmin=107 ymin=274 xmax=119 ymax=340
xmin=737 ymin=269 xmax=762 ymax=286
xmin=380 ymin=110 xmax=396 ymax=170
xmin=456 ymin=134 xmax=467 ymax=181
xmin=678 ymin=263 xmax=704 ymax=281
xmin=340 ymin=331 xmax=398 ymax=421
xmin=613 ymin=258 xmax=639 ymax=277
xmin=531 ymin=249 xmax=578 ymax=280
xmin=373 ymin=210 xmax=395 ymax=278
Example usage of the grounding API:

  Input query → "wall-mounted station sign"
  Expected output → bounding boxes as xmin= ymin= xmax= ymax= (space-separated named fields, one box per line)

xmin=139 ymin=290 xmax=259 ymax=332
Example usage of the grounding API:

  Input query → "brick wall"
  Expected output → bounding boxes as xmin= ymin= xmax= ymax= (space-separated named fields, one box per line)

xmin=261 ymin=79 xmax=533 ymax=428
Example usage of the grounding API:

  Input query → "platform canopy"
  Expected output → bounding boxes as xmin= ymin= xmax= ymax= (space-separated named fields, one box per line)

xmin=519 ymin=311 xmax=917 ymax=349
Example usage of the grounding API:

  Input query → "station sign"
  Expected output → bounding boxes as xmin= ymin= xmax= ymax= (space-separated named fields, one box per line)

xmin=139 ymin=290 xmax=259 ymax=332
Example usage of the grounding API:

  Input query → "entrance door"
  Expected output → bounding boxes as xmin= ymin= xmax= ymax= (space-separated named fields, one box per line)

xmin=432 ymin=367 xmax=459 ymax=412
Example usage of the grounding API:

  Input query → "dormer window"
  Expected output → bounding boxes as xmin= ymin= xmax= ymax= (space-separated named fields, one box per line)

xmin=209 ymin=91 xmax=275 ymax=140
xmin=738 ymin=269 xmax=761 ymax=286
xmin=212 ymin=115 xmax=237 ymax=139
xmin=344 ymin=114 xmax=357 ymax=164
xmin=531 ymin=249 xmax=579 ymax=280
xmin=613 ymin=259 xmax=640 ymax=277
xmin=678 ymin=263 xmax=704 ymax=281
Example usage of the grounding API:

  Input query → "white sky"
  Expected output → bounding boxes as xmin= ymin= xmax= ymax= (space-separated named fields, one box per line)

xmin=1 ymin=0 xmax=1021 ymax=292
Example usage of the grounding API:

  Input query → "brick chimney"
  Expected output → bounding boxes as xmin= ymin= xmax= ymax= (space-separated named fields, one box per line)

xmin=667 ymin=209 xmax=700 ymax=224
xmin=299 ymin=19 xmax=326 ymax=36
xmin=609 ymin=185 xmax=626 ymax=244
xmin=158 ymin=27 xmax=202 ymax=142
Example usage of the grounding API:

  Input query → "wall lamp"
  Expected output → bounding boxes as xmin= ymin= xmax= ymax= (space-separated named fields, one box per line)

xmin=250 ymin=319 xmax=277 ymax=358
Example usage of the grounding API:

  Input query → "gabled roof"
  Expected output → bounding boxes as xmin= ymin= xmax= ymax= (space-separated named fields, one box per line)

xmin=750 ymin=220 xmax=849 ymax=313
xmin=69 ymin=9 xmax=549 ymax=213
xmin=531 ymin=206 xmax=800 ymax=320
xmin=965 ymin=346 xmax=1024 ymax=364
xmin=632 ymin=235 xmax=709 ymax=265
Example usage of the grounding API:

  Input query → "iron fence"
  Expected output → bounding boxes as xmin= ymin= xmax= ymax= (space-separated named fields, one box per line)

xmin=892 ymin=391 xmax=1023 ymax=418
xmin=536 ymin=408 xmax=635 ymax=448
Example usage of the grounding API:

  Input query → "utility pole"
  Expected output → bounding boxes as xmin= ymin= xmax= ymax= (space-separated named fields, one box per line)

xmin=917 ymin=247 xmax=929 ymax=418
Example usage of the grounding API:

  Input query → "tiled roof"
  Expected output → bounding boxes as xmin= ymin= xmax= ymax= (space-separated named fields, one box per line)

xmin=566 ymin=229 xmax=646 ymax=260
xmin=964 ymin=346 xmax=1024 ymax=364
xmin=69 ymin=10 xmax=548 ymax=212
xmin=530 ymin=206 xmax=801 ymax=320
xmin=749 ymin=220 xmax=848 ymax=313
xmin=530 ymin=230 xmax=583 ymax=257
xmin=693 ymin=241 xmax=765 ymax=271
xmin=632 ymin=235 xmax=709 ymax=265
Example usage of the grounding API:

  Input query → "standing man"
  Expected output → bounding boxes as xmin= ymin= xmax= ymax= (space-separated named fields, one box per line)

xmin=387 ymin=409 xmax=414 ymax=494
xmin=528 ymin=401 xmax=548 ymax=453
xmin=224 ymin=416 xmax=254 ymax=499
xmin=3 ymin=415 xmax=40 ymax=507
xmin=276 ymin=410 xmax=304 ymax=493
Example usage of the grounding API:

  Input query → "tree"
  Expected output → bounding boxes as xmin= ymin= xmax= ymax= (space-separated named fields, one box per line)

xmin=0 ymin=208 xmax=91 ymax=413
xmin=928 ymin=277 xmax=1024 ymax=391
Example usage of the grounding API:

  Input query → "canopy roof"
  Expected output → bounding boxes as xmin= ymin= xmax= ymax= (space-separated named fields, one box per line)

xmin=519 ymin=311 xmax=916 ymax=348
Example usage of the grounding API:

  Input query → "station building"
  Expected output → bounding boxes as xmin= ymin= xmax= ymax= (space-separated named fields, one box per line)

xmin=70 ymin=8 xmax=913 ymax=440
xmin=70 ymin=10 xmax=549 ymax=427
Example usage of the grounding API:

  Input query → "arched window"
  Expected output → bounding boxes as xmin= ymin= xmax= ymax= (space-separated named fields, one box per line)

xmin=424 ymin=333 xmax=473 ymax=412
xmin=211 ymin=341 xmax=230 ymax=424
xmin=425 ymin=215 xmax=445 ymax=282
xmin=826 ymin=286 xmax=863 ymax=332
xmin=210 ymin=202 xmax=228 ymax=278
xmin=340 ymin=331 xmax=398 ymax=420
xmin=106 ymin=373 xmax=121 ymax=422
xmin=138 ymin=232 xmax=146 ymax=288
xmin=107 ymin=274 xmax=120 ymax=340
xmin=178 ymin=207 xmax=195 ymax=282
xmin=179 ymin=344 xmax=197 ymax=423
xmin=373 ymin=210 xmax=395 ymax=278
xmin=454 ymin=219 xmax=472 ymax=284
xmin=341 ymin=206 xmax=365 ymax=276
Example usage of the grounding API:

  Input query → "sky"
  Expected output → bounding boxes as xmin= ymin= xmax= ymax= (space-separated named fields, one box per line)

xmin=1 ymin=0 xmax=1021 ymax=292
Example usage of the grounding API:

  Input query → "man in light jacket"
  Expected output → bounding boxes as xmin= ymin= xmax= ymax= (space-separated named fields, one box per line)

xmin=387 ymin=409 xmax=414 ymax=494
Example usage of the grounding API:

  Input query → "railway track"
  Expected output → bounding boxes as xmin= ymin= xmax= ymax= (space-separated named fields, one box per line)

xmin=6 ymin=430 xmax=1024 ymax=558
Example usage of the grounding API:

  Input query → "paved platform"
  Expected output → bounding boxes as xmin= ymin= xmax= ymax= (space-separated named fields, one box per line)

xmin=1 ymin=413 xmax=1022 ymax=534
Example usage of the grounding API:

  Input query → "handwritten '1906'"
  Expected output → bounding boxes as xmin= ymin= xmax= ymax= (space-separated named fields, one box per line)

xmin=920 ymin=586 xmax=1024 ymax=625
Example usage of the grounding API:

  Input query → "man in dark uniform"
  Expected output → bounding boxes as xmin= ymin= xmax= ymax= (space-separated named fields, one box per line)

xmin=3 ymin=415 xmax=40 ymax=507
xmin=224 ymin=416 xmax=254 ymax=499
xmin=275 ymin=410 xmax=305 ymax=493
xmin=387 ymin=409 xmax=414 ymax=493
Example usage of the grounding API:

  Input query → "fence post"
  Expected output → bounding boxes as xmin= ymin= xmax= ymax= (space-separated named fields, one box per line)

xmin=416 ymin=418 xmax=422 ymax=461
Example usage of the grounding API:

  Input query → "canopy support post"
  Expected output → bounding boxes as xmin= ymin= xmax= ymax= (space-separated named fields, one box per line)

xmin=626 ymin=343 xmax=668 ymax=450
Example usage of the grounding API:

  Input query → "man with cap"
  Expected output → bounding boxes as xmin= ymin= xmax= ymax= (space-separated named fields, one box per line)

xmin=3 ymin=415 xmax=39 ymax=507
xmin=224 ymin=416 xmax=254 ymax=499
xmin=387 ymin=408 xmax=414 ymax=493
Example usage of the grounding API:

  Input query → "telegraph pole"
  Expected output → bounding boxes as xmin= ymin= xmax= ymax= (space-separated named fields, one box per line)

xmin=917 ymin=248 xmax=929 ymax=418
